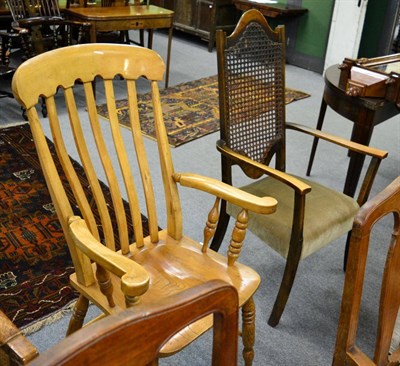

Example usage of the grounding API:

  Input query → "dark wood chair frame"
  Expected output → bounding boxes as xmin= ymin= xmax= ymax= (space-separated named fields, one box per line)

xmin=210 ymin=9 xmax=388 ymax=327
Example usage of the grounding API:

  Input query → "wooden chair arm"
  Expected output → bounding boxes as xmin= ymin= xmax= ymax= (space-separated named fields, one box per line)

xmin=286 ymin=122 xmax=388 ymax=159
xmin=0 ymin=311 xmax=38 ymax=365
xmin=174 ymin=172 xmax=277 ymax=215
xmin=216 ymin=140 xmax=312 ymax=195
xmin=27 ymin=281 xmax=238 ymax=366
xmin=68 ymin=217 xmax=150 ymax=298
xmin=16 ymin=17 xmax=91 ymax=29
xmin=0 ymin=30 xmax=21 ymax=38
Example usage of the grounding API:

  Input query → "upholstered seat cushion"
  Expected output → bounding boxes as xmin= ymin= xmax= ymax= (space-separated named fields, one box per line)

xmin=227 ymin=175 xmax=359 ymax=260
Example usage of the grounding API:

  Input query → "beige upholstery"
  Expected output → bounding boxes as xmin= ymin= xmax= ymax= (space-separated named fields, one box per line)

xmin=228 ymin=176 xmax=359 ymax=259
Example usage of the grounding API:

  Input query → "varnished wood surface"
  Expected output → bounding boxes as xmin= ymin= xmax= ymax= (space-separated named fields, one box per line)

xmin=11 ymin=44 xmax=272 ymax=365
xmin=0 ymin=281 xmax=239 ymax=365
xmin=332 ymin=177 xmax=400 ymax=366
xmin=233 ymin=0 xmax=307 ymax=18
xmin=64 ymin=5 xmax=173 ymax=87
xmin=0 ymin=311 xmax=38 ymax=365
xmin=307 ymin=64 xmax=399 ymax=198
xmin=64 ymin=4 xmax=173 ymax=21
xmin=212 ymin=8 xmax=388 ymax=329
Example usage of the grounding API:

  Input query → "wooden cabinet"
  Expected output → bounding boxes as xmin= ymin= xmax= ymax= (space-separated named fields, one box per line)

xmin=151 ymin=0 xmax=240 ymax=51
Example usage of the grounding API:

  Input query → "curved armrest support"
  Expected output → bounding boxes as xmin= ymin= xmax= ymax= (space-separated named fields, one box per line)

xmin=216 ymin=140 xmax=312 ymax=195
xmin=286 ymin=122 xmax=388 ymax=159
xmin=174 ymin=172 xmax=277 ymax=215
xmin=68 ymin=217 xmax=150 ymax=298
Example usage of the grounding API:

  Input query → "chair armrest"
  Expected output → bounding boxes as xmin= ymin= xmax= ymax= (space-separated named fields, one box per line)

xmin=216 ymin=140 xmax=312 ymax=195
xmin=0 ymin=311 xmax=38 ymax=364
xmin=174 ymin=172 xmax=277 ymax=215
xmin=16 ymin=17 xmax=91 ymax=29
xmin=68 ymin=216 xmax=150 ymax=298
xmin=286 ymin=122 xmax=388 ymax=159
xmin=0 ymin=30 xmax=21 ymax=38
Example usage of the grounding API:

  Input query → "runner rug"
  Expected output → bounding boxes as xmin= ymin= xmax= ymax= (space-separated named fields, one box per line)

xmin=97 ymin=75 xmax=310 ymax=147
xmin=0 ymin=123 xmax=151 ymax=333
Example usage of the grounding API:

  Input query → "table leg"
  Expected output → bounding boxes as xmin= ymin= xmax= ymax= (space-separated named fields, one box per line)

xmin=343 ymin=110 xmax=375 ymax=198
xmin=164 ymin=25 xmax=173 ymax=89
xmin=306 ymin=97 xmax=327 ymax=176
xmin=147 ymin=29 xmax=153 ymax=49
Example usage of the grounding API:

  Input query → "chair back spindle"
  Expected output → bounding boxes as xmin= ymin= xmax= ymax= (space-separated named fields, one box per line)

xmin=12 ymin=43 xmax=273 ymax=363
xmin=12 ymin=44 xmax=175 ymax=288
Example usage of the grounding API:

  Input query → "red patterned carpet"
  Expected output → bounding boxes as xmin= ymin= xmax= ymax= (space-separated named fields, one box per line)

xmin=97 ymin=75 xmax=310 ymax=147
xmin=0 ymin=123 xmax=150 ymax=332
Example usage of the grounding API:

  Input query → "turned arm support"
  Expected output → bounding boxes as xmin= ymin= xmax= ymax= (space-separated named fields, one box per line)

xmin=174 ymin=172 xmax=278 ymax=264
xmin=68 ymin=216 xmax=150 ymax=298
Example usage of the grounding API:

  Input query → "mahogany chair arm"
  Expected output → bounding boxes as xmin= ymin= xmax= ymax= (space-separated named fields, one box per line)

xmin=286 ymin=122 xmax=388 ymax=204
xmin=286 ymin=122 xmax=388 ymax=159
xmin=0 ymin=311 xmax=38 ymax=365
xmin=174 ymin=172 xmax=277 ymax=215
xmin=216 ymin=140 xmax=312 ymax=195
xmin=68 ymin=216 xmax=150 ymax=298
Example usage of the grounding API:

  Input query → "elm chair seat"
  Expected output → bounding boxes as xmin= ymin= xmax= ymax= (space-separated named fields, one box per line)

xmin=228 ymin=175 xmax=359 ymax=260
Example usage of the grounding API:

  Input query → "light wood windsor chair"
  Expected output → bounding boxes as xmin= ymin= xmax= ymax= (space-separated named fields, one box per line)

xmin=11 ymin=43 xmax=278 ymax=365
xmin=332 ymin=176 xmax=400 ymax=366
xmin=0 ymin=280 xmax=239 ymax=366
xmin=211 ymin=9 xmax=388 ymax=327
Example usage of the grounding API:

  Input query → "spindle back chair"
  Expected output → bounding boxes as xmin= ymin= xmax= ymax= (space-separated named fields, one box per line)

xmin=11 ymin=43 xmax=279 ymax=365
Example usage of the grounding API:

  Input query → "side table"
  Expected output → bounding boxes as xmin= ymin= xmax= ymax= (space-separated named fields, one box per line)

xmin=306 ymin=64 xmax=400 ymax=198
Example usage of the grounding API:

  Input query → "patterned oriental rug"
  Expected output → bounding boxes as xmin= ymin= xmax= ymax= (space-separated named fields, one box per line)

xmin=0 ymin=123 xmax=151 ymax=333
xmin=97 ymin=75 xmax=310 ymax=147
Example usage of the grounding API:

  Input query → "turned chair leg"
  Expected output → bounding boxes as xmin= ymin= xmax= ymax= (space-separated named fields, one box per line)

xmin=66 ymin=294 xmax=89 ymax=336
xmin=241 ymin=297 xmax=256 ymax=366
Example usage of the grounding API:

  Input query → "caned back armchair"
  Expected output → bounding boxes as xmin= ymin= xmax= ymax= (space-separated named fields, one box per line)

xmin=332 ymin=176 xmax=400 ymax=366
xmin=211 ymin=9 xmax=388 ymax=327
xmin=11 ymin=43 xmax=278 ymax=365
